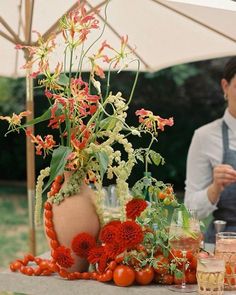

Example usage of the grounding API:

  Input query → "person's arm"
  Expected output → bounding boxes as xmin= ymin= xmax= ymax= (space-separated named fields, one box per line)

xmin=184 ymin=130 xmax=218 ymax=219
xmin=207 ymin=164 xmax=236 ymax=204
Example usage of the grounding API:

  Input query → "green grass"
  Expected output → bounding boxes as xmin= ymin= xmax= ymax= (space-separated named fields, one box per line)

xmin=0 ymin=193 xmax=48 ymax=269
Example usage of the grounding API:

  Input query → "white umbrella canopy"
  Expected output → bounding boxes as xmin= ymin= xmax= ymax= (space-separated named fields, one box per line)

xmin=1 ymin=0 xmax=236 ymax=77
xmin=1 ymin=0 xmax=236 ymax=255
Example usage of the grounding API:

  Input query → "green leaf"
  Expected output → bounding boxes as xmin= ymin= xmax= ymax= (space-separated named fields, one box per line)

xmin=149 ymin=150 xmax=165 ymax=166
xmin=26 ymin=108 xmax=52 ymax=126
xmin=43 ymin=146 xmax=72 ymax=192
xmin=99 ymin=117 xmax=118 ymax=131
xmin=95 ymin=151 xmax=109 ymax=180
xmin=58 ymin=73 xmax=69 ymax=86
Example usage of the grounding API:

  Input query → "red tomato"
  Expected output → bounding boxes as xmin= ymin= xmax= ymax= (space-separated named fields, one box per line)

xmin=154 ymin=273 xmax=164 ymax=284
xmin=162 ymin=273 xmax=174 ymax=285
xmin=154 ymin=255 xmax=169 ymax=275
xmin=135 ymin=266 xmax=154 ymax=285
xmin=171 ymin=249 xmax=183 ymax=259
xmin=186 ymin=250 xmax=193 ymax=260
xmin=189 ymin=256 xmax=197 ymax=270
xmin=226 ymin=263 xmax=232 ymax=275
xmin=174 ymin=274 xmax=183 ymax=285
xmin=113 ymin=265 xmax=135 ymax=287
xmin=185 ymin=271 xmax=197 ymax=284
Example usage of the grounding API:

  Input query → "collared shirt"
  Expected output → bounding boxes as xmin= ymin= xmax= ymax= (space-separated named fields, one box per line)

xmin=184 ymin=108 xmax=236 ymax=219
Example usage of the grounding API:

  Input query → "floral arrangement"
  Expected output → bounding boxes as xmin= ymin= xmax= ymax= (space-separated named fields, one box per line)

xmin=2 ymin=1 xmax=199 ymax=287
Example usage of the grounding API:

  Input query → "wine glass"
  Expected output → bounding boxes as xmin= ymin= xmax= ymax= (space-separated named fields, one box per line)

xmin=168 ymin=207 xmax=201 ymax=292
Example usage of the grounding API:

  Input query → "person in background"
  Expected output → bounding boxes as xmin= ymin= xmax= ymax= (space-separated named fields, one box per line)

xmin=184 ymin=56 xmax=236 ymax=243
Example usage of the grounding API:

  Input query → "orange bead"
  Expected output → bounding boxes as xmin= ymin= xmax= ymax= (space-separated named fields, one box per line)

xmin=25 ymin=254 xmax=35 ymax=261
xmin=81 ymin=272 xmax=91 ymax=280
xmin=55 ymin=175 xmax=63 ymax=183
xmin=20 ymin=266 xmax=27 ymax=274
xmin=25 ymin=267 xmax=34 ymax=276
xmin=50 ymin=240 xmax=59 ymax=250
xmin=59 ymin=269 xmax=69 ymax=278
xmin=45 ymin=219 xmax=54 ymax=229
xmin=39 ymin=261 xmax=49 ymax=270
xmin=22 ymin=258 xmax=29 ymax=266
xmin=46 ymin=228 xmax=57 ymax=240
xmin=34 ymin=267 xmax=43 ymax=276
xmin=91 ymin=272 xmax=98 ymax=280
xmin=13 ymin=261 xmax=22 ymax=270
xmin=44 ymin=202 xmax=52 ymax=211
xmin=68 ymin=273 xmax=77 ymax=280
xmin=35 ymin=257 xmax=42 ymax=265
xmin=41 ymin=269 xmax=52 ymax=276
xmin=45 ymin=210 xmax=53 ymax=219
xmin=75 ymin=272 xmax=82 ymax=279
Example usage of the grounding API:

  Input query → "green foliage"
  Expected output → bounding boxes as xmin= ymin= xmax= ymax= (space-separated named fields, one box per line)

xmin=0 ymin=58 xmax=227 ymax=189
xmin=95 ymin=151 xmax=109 ymax=181
xmin=44 ymin=146 xmax=72 ymax=192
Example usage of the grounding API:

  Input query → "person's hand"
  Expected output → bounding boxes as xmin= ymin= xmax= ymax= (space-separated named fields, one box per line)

xmin=207 ymin=164 xmax=236 ymax=204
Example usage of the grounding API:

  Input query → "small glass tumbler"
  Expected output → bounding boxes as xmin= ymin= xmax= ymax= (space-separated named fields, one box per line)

xmin=102 ymin=185 xmax=121 ymax=223
xmin=197 ymin=257 xmax=225 ymax=295
xmin=215 ymin=232 xmax=236 ymax=291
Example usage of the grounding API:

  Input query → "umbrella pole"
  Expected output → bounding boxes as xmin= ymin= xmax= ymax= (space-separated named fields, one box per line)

xmin=26 ymin=69 xmax=36 ymax=256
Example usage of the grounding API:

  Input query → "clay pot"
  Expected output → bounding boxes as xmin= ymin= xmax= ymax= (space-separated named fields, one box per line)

xmin=46 ymin=173 xmax=100 ymax=272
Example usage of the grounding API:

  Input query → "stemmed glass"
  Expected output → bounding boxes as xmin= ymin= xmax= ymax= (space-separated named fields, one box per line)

xmin=168 ymin=207 xmax=201 ymax=292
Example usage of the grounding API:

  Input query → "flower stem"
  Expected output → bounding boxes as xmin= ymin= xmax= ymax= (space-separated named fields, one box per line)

xmin=127 ymin=59 xmax=140 ymax=106
xmin=145 ymin=136 xmax=154 ymax=173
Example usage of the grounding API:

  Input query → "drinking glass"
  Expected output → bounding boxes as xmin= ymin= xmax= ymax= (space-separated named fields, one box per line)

xmin=168 ymin=208 xmax=201 ymax=292
xmin=215 ymin=232 xmax=236 ymax=290
xmin=197 ymin=257 xmax=225 ymax=295
xmin=102 ymin=185 xmax=121 ymax=223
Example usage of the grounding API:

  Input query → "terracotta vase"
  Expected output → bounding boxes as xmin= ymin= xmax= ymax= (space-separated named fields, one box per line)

xmin=46 ymin=173 xmax=100 ymax=272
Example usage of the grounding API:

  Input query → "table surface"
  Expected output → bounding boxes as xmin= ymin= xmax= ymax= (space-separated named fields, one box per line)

xmin=0 ymin=268 xmax=196 ymax=295
xmin=0 ymin=244 xmax=234 ymax=295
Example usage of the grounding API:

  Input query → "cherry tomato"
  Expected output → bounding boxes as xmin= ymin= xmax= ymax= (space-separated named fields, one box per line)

xmin=113 ymin=265 xmax=135 ymax=287
xmin=226 ymin=263 xmax=232 ymax=275
xmin=189 ymin=256 xmax=197 ymax=270
xmin=115 ymin=255 xmax=124 ymax=264
xmin=174 ymin=274 xmax=183 ymax=285
xmin=186 ymin=250 xmax=193 ymax=260
xmin=154 ymin=254 xmax=169 ymax=275
xmin=158 ymin=192 xmax=166 ymax=200
xmin=171 ymin=249 xmax=183 ymax=259
xmin=108 ymin=261 xmax=117 ymax=270
xmin=162 ymin=273 xmax=174 ymax=285
xmin=163 ymin=197 xmax=171 ymax=206
xmin=185 ymin=271 xmax=197 ymax=284
xmin=135 ymin=266 xmax=154 ymax=285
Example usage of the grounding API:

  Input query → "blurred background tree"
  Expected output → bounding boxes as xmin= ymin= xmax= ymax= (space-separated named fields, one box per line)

xmin=0 ymin=57 xmax=228 ymax=191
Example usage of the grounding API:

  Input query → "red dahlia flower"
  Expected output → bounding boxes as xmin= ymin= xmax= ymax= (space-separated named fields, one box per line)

xmin=126 ymin=198 xmax=148 ymax=220
xmin=53 ymin=246 xmax=74 ymax=268
xmin=117 ymin=221 xmax=143 ymax=248
xmin=98 ymin=254 xmax=108 ymax=273
xmin=105 ymin=220 xmax=122 ymax=227
xmin=99 ymin=224 xmax=119 ymax=244
xmin=104 ymin=242 xmax=125 ymax=259
xmin=88 ymin=246 xmax=104 ymax=264
xmin=71 ymin=232 xmax=96 ymax=257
